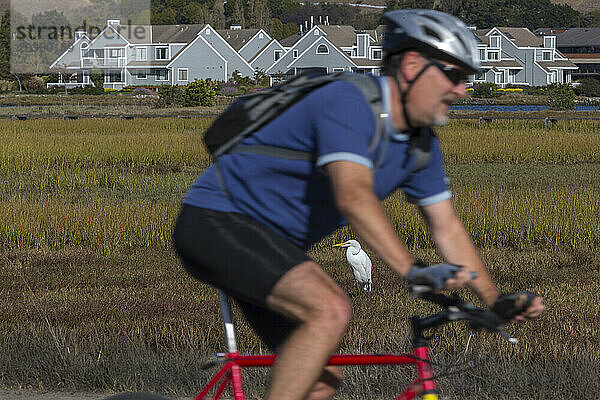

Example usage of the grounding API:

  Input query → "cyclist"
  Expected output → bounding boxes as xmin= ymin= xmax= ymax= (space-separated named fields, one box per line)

xmin=174 ymin=9 xmax=545 ymax=400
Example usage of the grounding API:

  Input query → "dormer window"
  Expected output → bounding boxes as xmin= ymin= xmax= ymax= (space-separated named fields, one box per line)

xmin=156 ymin=47 xmax=169 ymax=60
xmin=544 ymin=36 xmax=555 ymax=49
xmin=489 ymin=35 xmax=500 ymax=48
xmin=317 ymin=44 xmax=329 ymax=54
xmin=542 ymin=51 xmax=552 ymax=61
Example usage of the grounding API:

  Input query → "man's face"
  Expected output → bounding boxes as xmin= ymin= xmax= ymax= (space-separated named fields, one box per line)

xmin=404 ymin=56 xmax=469 ymax=127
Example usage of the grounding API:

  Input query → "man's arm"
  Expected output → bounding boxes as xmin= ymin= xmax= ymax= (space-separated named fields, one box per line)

xmin=420 ymin=200 xmax=545 ymax=322
xmin=326 ymin=161 xmax=471 ymax=288
xmin=419 ymin=199 xmax=500 ymax=306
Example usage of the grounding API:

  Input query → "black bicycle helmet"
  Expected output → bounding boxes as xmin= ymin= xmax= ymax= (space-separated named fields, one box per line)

xmin=383 ymin=9 xmax=480 ymax=74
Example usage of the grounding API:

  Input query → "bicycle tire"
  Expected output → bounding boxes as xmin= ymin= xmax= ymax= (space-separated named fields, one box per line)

xmin=103 ymin=392 xmax=172 ymax=400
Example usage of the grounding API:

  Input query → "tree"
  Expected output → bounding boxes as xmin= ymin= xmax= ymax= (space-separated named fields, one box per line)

xmin=225 ymin=0 xmax=246 ymax=27
xmin=209 ymin=0 xmax=226 ymax=29
xmin=269 ymin=18 xmax=298 ymax=41
xmin=247 ymin=0 xmax=270 ymax=29
xmin=267 ymin=0 xmax=298 ymax=20
xmin=547 ymin=83 xmax=576 ymax=111
xmin=0 ymin=10 xmax=10 ymax=80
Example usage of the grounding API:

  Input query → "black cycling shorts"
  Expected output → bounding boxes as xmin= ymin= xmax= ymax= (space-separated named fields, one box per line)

xmin=173 ymin=204 xmax=310 ymax=349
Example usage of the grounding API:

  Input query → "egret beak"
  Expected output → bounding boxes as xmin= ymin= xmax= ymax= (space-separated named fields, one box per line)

xmin=332 ymin=241 xmax=348 ymax=248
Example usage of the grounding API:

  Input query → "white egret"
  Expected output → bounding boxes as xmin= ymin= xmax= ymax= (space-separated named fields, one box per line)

xmin=332 ymin=239 xmax=372 ymax=293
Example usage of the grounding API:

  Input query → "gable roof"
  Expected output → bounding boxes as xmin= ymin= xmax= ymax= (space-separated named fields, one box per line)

xmin=490 ymin=27 xmax=543 ymax=47
xmin=553 ymin=28 xmax=600 ymax=47
xmin=152 ymin=24 xmax=204 ymax=43
xmin=217 ymin=28 xmax=261 ymax=50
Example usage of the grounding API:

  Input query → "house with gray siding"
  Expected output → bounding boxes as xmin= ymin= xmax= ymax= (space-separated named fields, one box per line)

xmin=266 ymin=23 xmax=383 ymax=81
xmin=536 ymin=28 xmax=600 ymax=81
xmin=472 ymin=27 xmax=577 ymax=87
xmin=50 ymin=20 xmax=256 ymax=90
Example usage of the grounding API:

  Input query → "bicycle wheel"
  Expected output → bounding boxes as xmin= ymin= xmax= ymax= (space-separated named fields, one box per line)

xmin=103 ymin=392 xmax=172 ymax=400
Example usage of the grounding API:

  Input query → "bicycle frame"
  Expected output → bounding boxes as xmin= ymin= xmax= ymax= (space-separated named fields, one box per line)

xmin=196 ymin=291 xmax=440 ymax=400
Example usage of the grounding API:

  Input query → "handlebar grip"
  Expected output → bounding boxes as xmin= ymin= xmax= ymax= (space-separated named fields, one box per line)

xmin=492 ymin=291 xmax=537 ymax=321
xmin=408 ymin=269 xmax=478 ymax=297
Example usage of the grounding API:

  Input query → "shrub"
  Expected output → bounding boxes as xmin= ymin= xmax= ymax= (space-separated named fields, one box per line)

xmin=522 ymin=86 xmax=546 ymax=96
xmin=183 ymin=79 xmax=219 ymax=107
xmin=155 ymin=84 xmax=186 ymax=107
xmin=0 ymin=80 xmax=14 ymax=92
xmin=574 ymin=78 xmax=600 ymax=98
xmin=471 ymin=83 xmax=500 ymax=98
xmin=547 ymin=83 xmax=576 ymax=111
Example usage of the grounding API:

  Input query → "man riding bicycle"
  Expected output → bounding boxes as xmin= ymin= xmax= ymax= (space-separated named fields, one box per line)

xmin=174 ymin=9 xmax=545 ymax=400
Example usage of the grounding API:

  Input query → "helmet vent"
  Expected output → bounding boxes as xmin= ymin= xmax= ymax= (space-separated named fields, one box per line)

xmin=454 ymin=31 xmax=467 ymax=51
xmin=424 ymin=26 xmax=442 ymax=41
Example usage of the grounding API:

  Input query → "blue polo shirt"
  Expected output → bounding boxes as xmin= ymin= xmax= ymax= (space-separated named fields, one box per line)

xmin=184 ymin=77 xmax=451 ymax=249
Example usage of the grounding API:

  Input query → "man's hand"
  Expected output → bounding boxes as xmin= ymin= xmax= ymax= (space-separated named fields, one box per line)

xmin=492 ymin=292 xmax=545 ymax=323
xmin=406 ymin=261 xmax=473 ymax=291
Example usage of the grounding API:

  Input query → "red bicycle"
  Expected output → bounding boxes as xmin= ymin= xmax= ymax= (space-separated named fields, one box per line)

xmin=105 ymin=286 xmax=522 ymax=400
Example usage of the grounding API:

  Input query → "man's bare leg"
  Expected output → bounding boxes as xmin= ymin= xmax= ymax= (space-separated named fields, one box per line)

xmin=263 ymin=261 xmax=351 ymax=400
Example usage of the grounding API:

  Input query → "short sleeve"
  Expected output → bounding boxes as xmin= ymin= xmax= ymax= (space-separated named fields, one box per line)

xmin=313 ymin=81 xmax=377 ymax=169
xmin=402 ymin=136 xmax=452 ymax=206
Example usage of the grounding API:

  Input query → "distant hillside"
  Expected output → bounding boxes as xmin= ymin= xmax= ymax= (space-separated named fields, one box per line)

xmin=10 ymin=0 xmax=132 ymax=25
xmin=551 ymin=0 xmax=599 ymax=13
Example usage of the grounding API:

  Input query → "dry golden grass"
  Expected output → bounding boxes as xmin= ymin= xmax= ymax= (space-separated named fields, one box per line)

xmin=0 ymin=117 xmax=598 ymax=398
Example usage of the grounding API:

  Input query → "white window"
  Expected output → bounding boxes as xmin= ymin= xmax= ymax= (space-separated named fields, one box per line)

xmin=544 ymin=36 xmax=555 ymax=49
xmin=137 ymin=69 xmax=147 ymax=79
xmin=109 ymin=48 xmax=124 ymax=58
xmin=293 ymin=49 xmax=298 ymax=58
xmin=206 ymin=28 xmax=210 ymax=35
xmin=314 ymin=30 xmax=319 ymax=35
xmin=259 ymin=32 xmax=264 ymax=39
xmin=372 ymin=50 xmax=382 ymax=60
xmin=178 ymin=68 xmax=188 ymax=81
xmin=542 ymin=51 xmax=552 ymax=61
xmin=317 ymin=44 xmax=328 ymax=54
xmin=156 ymin=47 xmax=169 ymax=60
xmin=332 ymin=68 xmax=344 ymax=72
xmin=487 ymin=51 xmax=499 ymax=61
xmin=81 ymin=42 xmax=88 ymax=49
xmin=551 ymin=70 xmax=558 ymax=82
xmin=136 ymin=47 xmax=147 ymax=61
xmin=475 ymin=71 xmax=486 ymax=81
xmin=274 ymin=50 xmax=282 ymax=61
xmin=489 ymin=35 xmax=500 ymax=48
xmin=479 ymin=48 xmax=485 ymax=61
xmin=156 ymin=69 xmax=168 ymax=81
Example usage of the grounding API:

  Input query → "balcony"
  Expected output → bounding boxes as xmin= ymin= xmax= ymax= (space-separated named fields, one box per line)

xmin=82 ymin=58 xmax=126 ymax=68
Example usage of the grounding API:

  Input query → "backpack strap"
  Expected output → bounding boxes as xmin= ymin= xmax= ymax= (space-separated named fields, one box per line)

xmin=410 ymin=127 xmax=432 ymax=173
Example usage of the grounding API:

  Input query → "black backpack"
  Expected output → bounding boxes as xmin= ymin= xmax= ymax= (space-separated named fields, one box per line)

xmin=203 ymin=71 xmax=431 ymax=170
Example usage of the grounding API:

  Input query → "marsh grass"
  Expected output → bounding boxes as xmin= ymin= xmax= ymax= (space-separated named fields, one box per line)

xmin=0 ymin=118 xmax=599 ymax=398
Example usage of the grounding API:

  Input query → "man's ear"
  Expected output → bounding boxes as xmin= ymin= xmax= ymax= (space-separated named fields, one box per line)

xmin=399 ymin=51 xmax=423 ymax=83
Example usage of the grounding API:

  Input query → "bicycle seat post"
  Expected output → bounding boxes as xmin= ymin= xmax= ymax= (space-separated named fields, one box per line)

xmin=218 ymin=290 xmax=238 ymax=353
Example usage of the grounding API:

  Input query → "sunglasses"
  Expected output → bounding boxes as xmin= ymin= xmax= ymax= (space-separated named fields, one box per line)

xmin=425 ymin=59 xmax=469 ymax=86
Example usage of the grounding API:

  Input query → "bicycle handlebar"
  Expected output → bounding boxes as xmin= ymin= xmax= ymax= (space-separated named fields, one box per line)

xmin=409 ymin=286 xmax=519 ymax=344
